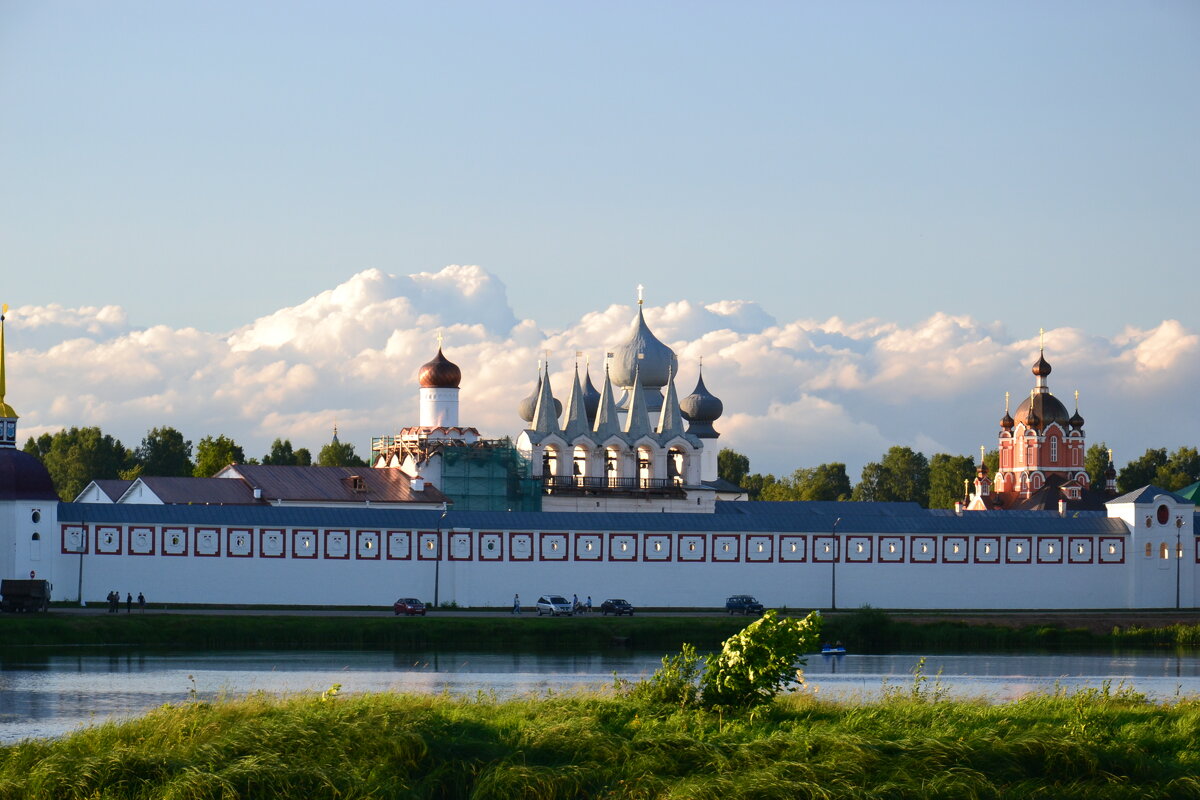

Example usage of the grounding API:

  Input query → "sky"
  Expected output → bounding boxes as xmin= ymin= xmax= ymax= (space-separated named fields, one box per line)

xmin=1 ymin=2 xmax=1197 ymax=479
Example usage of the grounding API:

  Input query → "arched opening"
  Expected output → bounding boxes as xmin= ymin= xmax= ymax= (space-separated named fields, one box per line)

xmin=542 ymin=445 xmax=560 ymax=479
xmin=636 ymin=446 xmax=654 ymax=487
xmin=668 ymin=446 xmax=687 ymax=485
xmin=605 ymin=445 xmax=622 ymax=486
xmin=572 ymin=445 xmax=589 ymax=485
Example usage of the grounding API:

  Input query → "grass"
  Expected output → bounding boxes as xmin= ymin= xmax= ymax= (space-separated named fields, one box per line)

xmin=3 ymin=681 xmax=1200 ymax=798
xmin=4 ymin=608 xmax=1200 ymax=654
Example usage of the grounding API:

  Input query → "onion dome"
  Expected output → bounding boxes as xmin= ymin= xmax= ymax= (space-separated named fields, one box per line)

xmin=582 ymin=365 xmax=601 ymax=428
xmin=1014 ymin=393 xmax=1070 ymax=431
xmin=610 ymin=306 xmax=678 ymax=391
xmin=1000 ymin=410 xmax=1014 ymax=431
xmin=1069 ymin=409 xmax=1084 ymax=430
xmin=1032 ymin=350 xmax=1052 ymax=378
xmin=517 ymin=371 xmax=560 ymax=424
xmin=681 ymin=367 xmax=723 ymax=438
xmin=418 ymin=348 xmax=461 ymax=389
xmin=0 ymin=449 xmax=58 ymax=501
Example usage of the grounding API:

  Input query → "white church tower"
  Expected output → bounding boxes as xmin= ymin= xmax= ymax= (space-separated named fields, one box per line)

xmin=0 ymin=304 xmax=63 ymax=595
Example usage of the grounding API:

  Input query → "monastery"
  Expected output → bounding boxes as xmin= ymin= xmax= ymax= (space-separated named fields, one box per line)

xmin=0 ymin=301 xmax=1196 ymax=610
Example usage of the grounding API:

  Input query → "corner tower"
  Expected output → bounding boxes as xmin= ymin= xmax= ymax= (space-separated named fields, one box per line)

xmin=0 ymin=305 xmax=62 ymax=595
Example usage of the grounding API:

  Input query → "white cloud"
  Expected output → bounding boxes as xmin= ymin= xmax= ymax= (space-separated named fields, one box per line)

xmin=6 ymin=265 xmax=1197 ymax=480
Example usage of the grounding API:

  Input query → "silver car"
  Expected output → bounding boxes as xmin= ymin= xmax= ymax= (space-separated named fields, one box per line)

xmin=535 ymin=594 xmax=573 ymax=616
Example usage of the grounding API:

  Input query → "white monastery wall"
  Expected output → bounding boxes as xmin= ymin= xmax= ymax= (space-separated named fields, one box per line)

xmin=45 ymin=518 xmax=1199 ymax=610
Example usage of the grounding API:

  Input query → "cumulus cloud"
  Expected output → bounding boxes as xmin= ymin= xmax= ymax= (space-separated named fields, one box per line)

xmin=5 ymin=265 xmax=1197 ymax=479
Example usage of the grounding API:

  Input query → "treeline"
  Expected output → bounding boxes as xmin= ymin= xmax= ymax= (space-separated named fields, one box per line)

xmin=719 ymin=444 xmax=1199 ymax=509
xmin=23 ymin=426 xmax=370 ymax=501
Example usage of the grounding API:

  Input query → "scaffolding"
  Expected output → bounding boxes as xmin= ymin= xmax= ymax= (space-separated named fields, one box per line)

xmin=438 ymin=439 xmax=541 ymax=512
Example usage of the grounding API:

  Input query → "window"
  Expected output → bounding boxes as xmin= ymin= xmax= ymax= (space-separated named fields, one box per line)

xmin=1050 ymin=438 xmax=1058 ymax=463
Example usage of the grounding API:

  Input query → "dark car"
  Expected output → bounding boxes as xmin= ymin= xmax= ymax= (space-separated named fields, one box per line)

xmin=600 ymin=598 xmax=634 ymax=616
xmin=725 ymin=595 xmax=764 ymax=615
xmin=393 ymin=597 xmax=427 ymax=616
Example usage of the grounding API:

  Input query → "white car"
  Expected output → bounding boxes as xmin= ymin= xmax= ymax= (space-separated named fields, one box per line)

xmin=535 ymin=595 xmax=573 ymax=616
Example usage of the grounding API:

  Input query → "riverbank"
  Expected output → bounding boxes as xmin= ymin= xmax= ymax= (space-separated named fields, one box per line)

xmin=2 ymin=684 xmax=1196 ymax=799
xmin=3 ymin=607 xmax=1199 ymax=652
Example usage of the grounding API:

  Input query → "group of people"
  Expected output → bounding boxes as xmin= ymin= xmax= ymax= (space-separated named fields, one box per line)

xmin=509 ymin=594 xmax=594 ymax=614
xmin=105 ymin=591 xmax=145 ymax=613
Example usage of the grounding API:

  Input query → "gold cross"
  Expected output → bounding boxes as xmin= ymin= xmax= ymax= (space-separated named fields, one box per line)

xmin=637 ymin=284 xmax=644 ymax=305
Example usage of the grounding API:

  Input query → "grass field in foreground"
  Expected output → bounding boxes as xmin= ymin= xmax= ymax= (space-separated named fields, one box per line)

xmin=3 ymin=681 xmax=1199 ymax=799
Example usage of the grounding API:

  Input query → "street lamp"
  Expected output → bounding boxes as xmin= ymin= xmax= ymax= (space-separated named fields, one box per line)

xmin=434 ymin=507 xmax=447 ymax=608
xmin=1176 ymin=516 xmax=1184 ymax=609
xmin=831 ymin=517 xmax=841 ymax=611
xmin=74 ymin=520 xmax=88 ymax=608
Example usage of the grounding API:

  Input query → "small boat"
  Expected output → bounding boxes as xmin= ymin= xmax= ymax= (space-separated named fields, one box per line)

xmin=820 ymin=644 xmax=847 ymax=655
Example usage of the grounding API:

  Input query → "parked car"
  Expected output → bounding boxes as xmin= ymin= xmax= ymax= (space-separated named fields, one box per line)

xmin=600 ymin=598 xmax=634 ymax=616
xmin=535 ymin=595 xmax=573 ymax=616
xmin=725 ymin=595 xmax=764 ymax=615
xmin=393 ymin=597 xmax=427 ymax=616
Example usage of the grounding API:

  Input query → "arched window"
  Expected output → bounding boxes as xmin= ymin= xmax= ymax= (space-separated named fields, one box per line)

xmin=1160 ymin=542 xmax=1170 ymax=560
xmin=1050 ymin=438 xmax=1058 ymax=464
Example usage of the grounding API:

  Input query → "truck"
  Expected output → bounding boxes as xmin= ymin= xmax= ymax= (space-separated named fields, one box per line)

xmin=1 ymin=579 xmax=52 ymax=613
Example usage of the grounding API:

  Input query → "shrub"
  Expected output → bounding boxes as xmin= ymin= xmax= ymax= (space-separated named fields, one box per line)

xmin=631 ymin=642 xmax=701 ymax=709
xmin=700 ymin=609 xmax=822 ymax=709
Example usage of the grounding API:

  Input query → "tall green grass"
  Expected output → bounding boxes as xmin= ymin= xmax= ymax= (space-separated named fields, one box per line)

xmin=3 ymin=681 xmax=1198 ymax=799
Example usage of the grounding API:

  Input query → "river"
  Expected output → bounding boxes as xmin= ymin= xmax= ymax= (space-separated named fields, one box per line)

xmin=3 ymin=648 xmax=1200 ymax=744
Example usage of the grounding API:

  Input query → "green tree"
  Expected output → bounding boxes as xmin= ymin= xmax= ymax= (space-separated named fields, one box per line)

xmin=134 ymin=426 xmax=194 ymax=477
xmin=852 ymin=446 xmax=930 ymax=506
xmin=717 ymin=448 xmax=750 ymax=487
xmin=23 ymin=427 xmax=133 ymax=501
xmin=741 ymin=473 xmax=777 ymax=501
xmin=1117 ymin=448 xmax=1168 ymax=494
xmin=317 ymin=438 xmax=367 ymax=467
xmin=791 ymin=463 xmax=852 ymax=501
xmin=262 ymin=438 xmax=301 ymax=466
xmin=928 ymin=454 xmax=977 ymax=509
xmin=193 ymin=434 xmax=245 ymax=477
xmin=1085 ymin=442 xmax=1111 ymax=489
xmin=1155 ymin=447 xmax=1200 ymax=492
xmin=295 ymin=447 xmax=313 ymax=466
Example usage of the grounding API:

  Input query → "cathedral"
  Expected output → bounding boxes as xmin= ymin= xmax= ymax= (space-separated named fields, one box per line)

xmin=967 ymin=335 xmax=1118 ymax=512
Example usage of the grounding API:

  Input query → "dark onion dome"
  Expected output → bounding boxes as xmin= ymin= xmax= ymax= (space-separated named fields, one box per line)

xmin=1032 ymin=351 xmax=1052 ymax=377
xmin=610 ymin=308 xmax=678 ymax=390
xmin=1000 ymin=410 xmax=1014 ymax=430
xmin=681 ymin=368 xmax=723 ymax=438
xmin=1014 ymin=392 xmax=1071 ymax=431
xmin=582 ymin=367 xmax=601 ymax=427
xmin=0 ymin=449 xmax=59 ymax=501
xmin=517 ymin=373 xmax=560 ymax=423
xmin=1069 ymin=409 xmax=1085 ymax=430
xmin=418 ymin=348 xmax=461 ymax=389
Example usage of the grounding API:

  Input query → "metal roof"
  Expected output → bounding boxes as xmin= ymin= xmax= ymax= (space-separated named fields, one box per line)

xmin=57 ymin=500 xmax=1135 ymax=536
xmin=1108 ymin=485 xmax=1191 ymax=506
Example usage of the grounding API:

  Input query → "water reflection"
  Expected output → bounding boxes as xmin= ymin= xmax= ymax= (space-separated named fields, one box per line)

xmin=3 ymin=648 xmax=1200 ymax=744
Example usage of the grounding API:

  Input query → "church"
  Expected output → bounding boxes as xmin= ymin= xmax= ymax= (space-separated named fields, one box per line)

xmin=1 ymin=301 xmax=1197 ymax=611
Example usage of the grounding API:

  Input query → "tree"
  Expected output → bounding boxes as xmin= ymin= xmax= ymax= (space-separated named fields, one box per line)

xmin=852 ymin=446 xmax=930 ymax=506
xmin=1155 ymin=447 xmax=1200 ymax=492
xmin=295 ymin=447 xmax=313 ymax=466
xmin=928 ymin=453 xmax=977 ymax=509
xmin=740 ymin=473 xmax=777 ymax=501
xmin=317 ymin=438 xmax=367 ymax=467
xmin=134 ymin=426 xmax=194 ymax=477
xmin=193 ymin=434 xmax=245 ymax=477
xmin=23 ymin=427 xmax=133 ymax=501
xmin=791 ymin=463 xmax=852 ymax=501
xmin=1085 ymin=442 xmax=1111 ymax=489
xmin=718 ymin=448 xmax=750 ymax=487
xmin=262 ymin=438 xmax=299 ymax=466
xmin=1117 ymin=448 xmax=1168 ymax=494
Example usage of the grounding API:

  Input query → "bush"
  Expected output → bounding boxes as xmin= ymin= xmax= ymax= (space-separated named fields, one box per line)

xmin=700 ymin=610 xmax=822 ymax=709
xmin=631 ymin=642 xmax=701 ymax=709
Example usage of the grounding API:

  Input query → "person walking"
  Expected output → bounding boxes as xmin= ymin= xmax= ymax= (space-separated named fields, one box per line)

xmin=512 ymin=594 xmax=521 ymax=615
xmin=126 ymin=593 xmax=132 ymax=614
xmin=586 ymin=596 xmax=593 ymax=614
xmin=137 ymin=592 xmax=146 ymax=613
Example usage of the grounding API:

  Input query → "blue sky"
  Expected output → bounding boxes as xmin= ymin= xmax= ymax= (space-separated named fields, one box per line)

xmin=2 ymin=1 xmax=1196 ymax=335
xmin=1 ymin=3 xmax=1197 ymax=478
